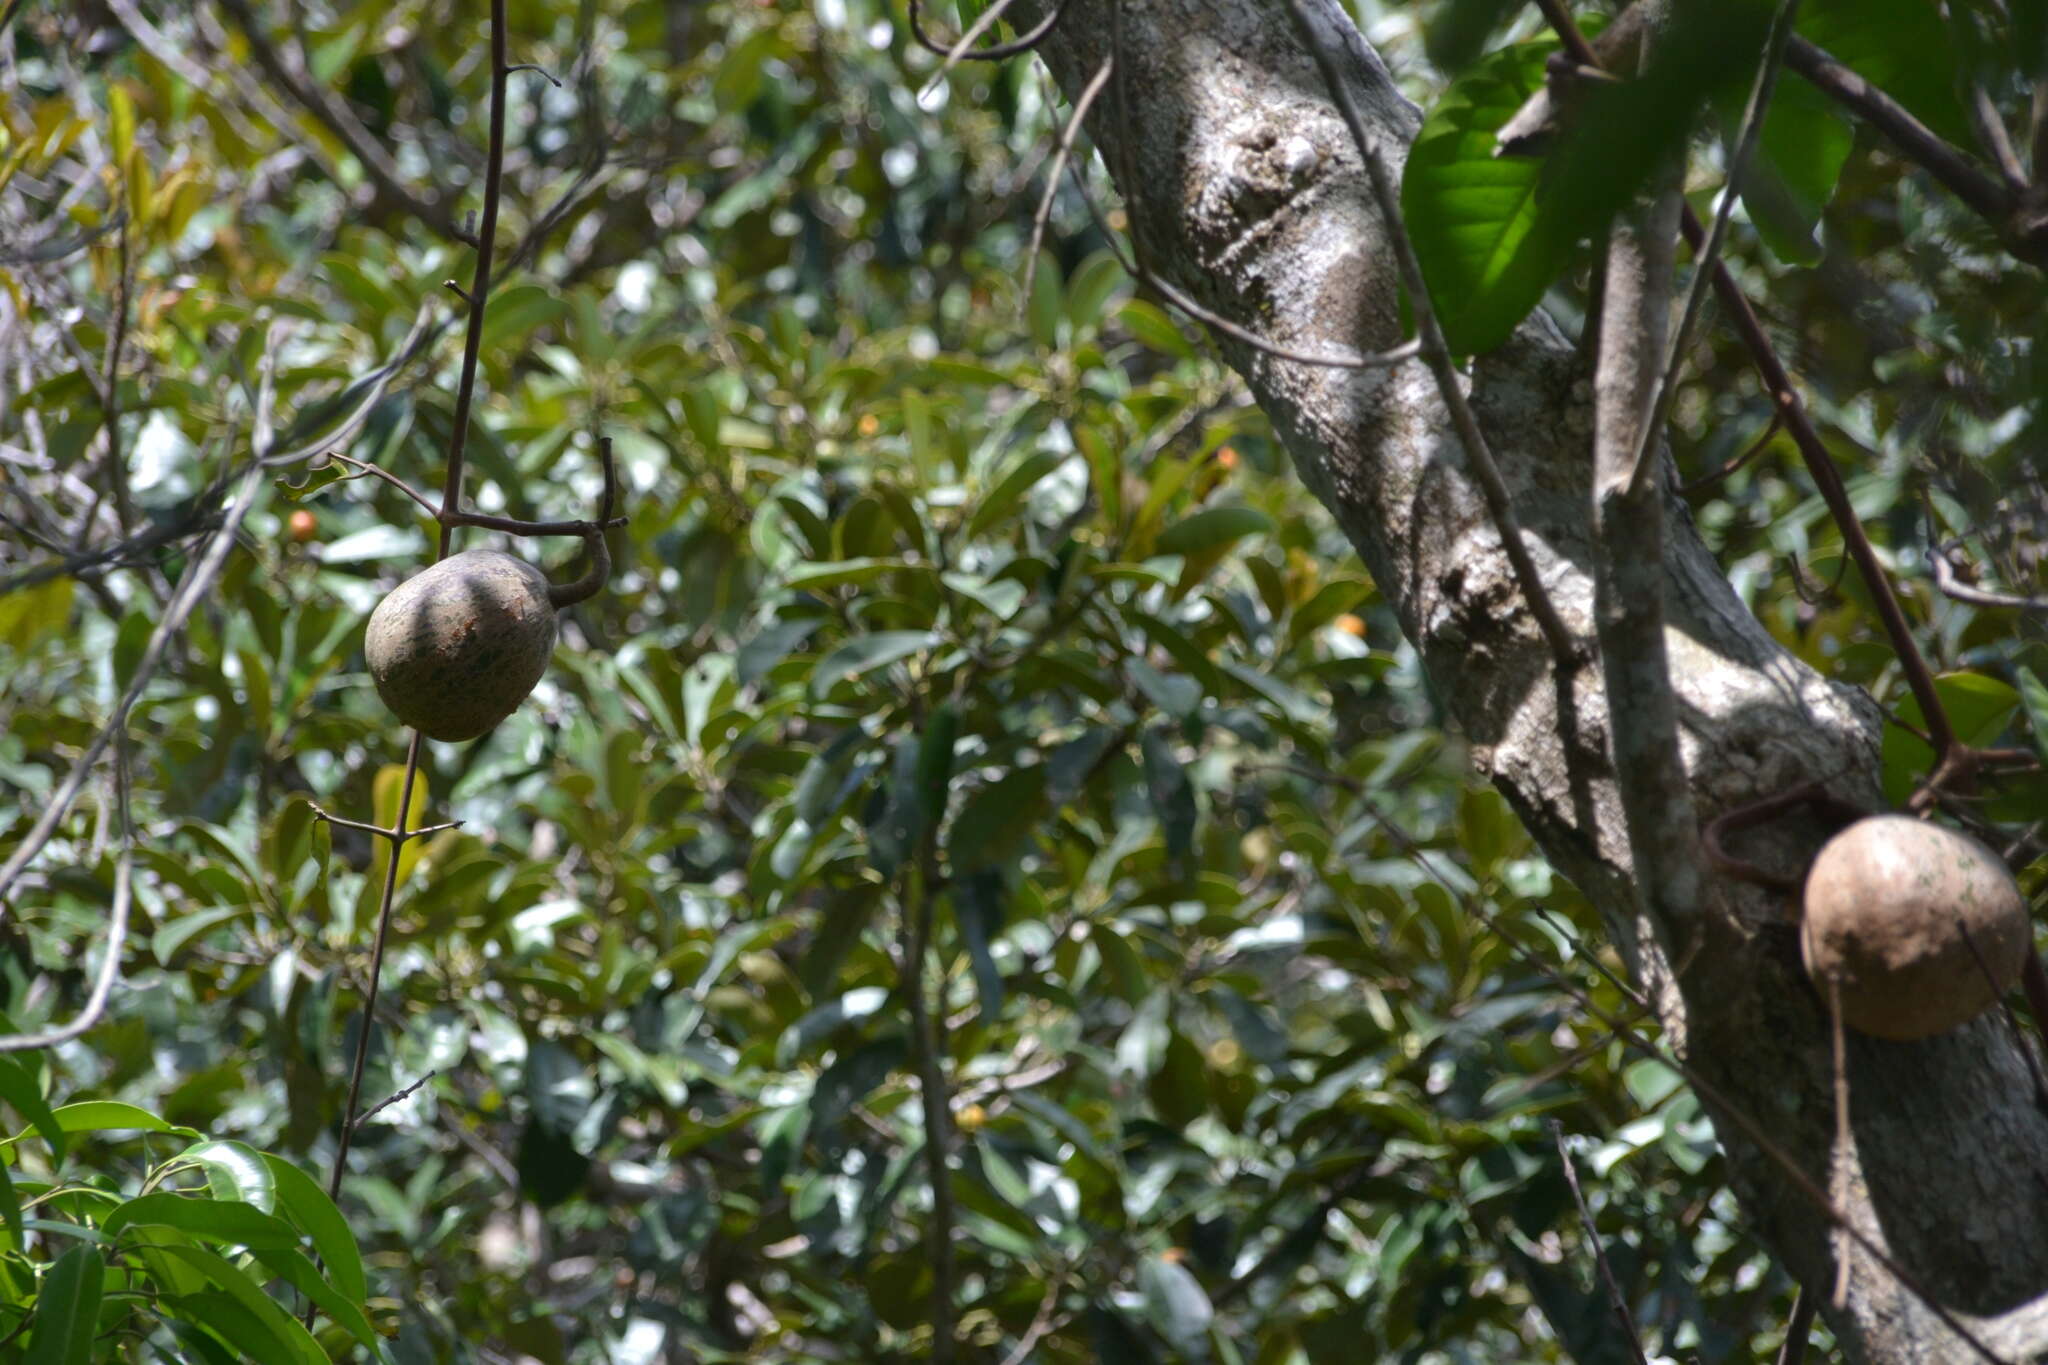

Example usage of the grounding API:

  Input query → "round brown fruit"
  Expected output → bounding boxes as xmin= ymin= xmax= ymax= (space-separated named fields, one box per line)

xmin=1800 ymin=814 xmax=2029 ymax=1041
xmin=364 ymin=549 xmax=558 ymax=742
xmin=288 ymin=509 xmax=318 ymax=543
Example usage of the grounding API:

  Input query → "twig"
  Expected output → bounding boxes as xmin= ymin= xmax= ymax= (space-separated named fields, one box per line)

xmin=505 ymin=63 xmax=561 ymax=87
xmin=0 ymin=0 xmax=28 ymax=41
xmin=1955 ymin=919 xmax=2048 ymax=1115
xmin=100 ymin=218 xmax=137 ymax=535
xmin=305 ymin=451 xmax=627 ymax=543
xmin=1551 ymin=1120 xmax=1651 ymax=1365
xmin=0 ymin=741 xmax=133 ymax=1052
xmin=996 ymin=1275 xmax=1065 ymax=1365
xmin=1699 ymin=778 xmax=1865 ymax=894
xmin=434 ymin=2 xmax=512 ymax=560
xmin=910 ymin=0 xmax=1067 ymax=70
xmin=1828 ymin=983 xmax=1852 ymax=1310
xmin=353 ymin=1069 xmax=439 ymax=1130
xmin=1022 ymin=58 xmax=1116 ymax=315
xmin=1593 ymin=159 xmax=1704 ymax=938
xmin=1680 ymin=415 xmax=1780 ymax=494
xmin=1628 ymin=0 xmax=1802 ymax=498
xmin=327 ymin=733 xmax=424 ymax=1200
xmin=313 ymin=452 xmax=441 ymax=515
xmin=0 ymin=497 xmax=226 ymax=596
xmin=1777 ymin=1286 xmax=1815 ymax=1365
xmin=308 ymin=804 xmax=463 ymax=844
xmin=1930 ymin=542 xmax=2048 ymax=612
xmin=1969 ymin=85 xmax=2029 ymax=194
xmin=1283 ymin=0 xmax=1582 ymax=672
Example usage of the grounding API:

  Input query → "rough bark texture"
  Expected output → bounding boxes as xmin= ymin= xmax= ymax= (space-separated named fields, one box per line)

xmin=1020 ymin=2 xmax=2048 ymax=1359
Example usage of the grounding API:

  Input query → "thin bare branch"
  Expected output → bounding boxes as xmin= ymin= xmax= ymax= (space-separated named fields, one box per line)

xmin=327 ymin=732 xmax=424 ymax=1199
xmin=911 ymin=0 xmax=1069 ymax=85
xmin=309 ymin=804 xmax=463 ymax=844
xmin=1594 ymin=165 xmax=1704 ymax=939
xmin=0 ymin=742 xmax=134 ymax=1053
xmin=1022 ymin=58 xmax=1116 ymax=313
xmin=1777 ymin=1287 xmax=1815 ymax=1365
xmin=1970 ymin=84 xmax=2030 ymax=194
xmin=1679 ymin=415 xmax=1779 ymax=494
xmin=1931 ymin=542 xmax=2048 ymax=612
xmin=434 ymin=8 xmax=514 ymax=557
xmin=1629 ymin=0 xmax=1802 ymax=497
xmin=353 ymin=1069 xmax=439 ymax=1130
xmin=1551 ymin=1120 xmax=1652 ymax=1365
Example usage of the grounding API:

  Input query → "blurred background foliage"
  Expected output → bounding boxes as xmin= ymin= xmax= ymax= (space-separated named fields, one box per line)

xmin=0 ymin=0 xmax=2043 ymax=1361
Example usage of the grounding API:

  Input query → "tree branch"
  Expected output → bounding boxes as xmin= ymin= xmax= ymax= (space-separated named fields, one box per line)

xmin=1593 ymin=168 xmax=1704 ymax=941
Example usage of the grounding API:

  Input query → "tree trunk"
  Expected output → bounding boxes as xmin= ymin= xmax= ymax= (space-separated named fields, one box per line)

xmin=1021 ymin=1 xmax=2048 ymax=1359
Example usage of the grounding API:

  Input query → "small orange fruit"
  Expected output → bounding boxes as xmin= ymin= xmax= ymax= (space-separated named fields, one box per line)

xmin=288 ymin=509 xmax=318 ymax=543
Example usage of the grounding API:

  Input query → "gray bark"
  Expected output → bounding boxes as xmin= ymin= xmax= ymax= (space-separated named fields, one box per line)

xmin=1019 ymin=2 xmax=2048 ymax=1360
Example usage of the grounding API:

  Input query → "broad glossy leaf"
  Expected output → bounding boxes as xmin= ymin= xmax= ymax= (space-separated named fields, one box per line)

xmin=25 ymin=1244 xmax=102 ymax=1365
xmin=1400 ymin=37 xmax=1564 ymax=354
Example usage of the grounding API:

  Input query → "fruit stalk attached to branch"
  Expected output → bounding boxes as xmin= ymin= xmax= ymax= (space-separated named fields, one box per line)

xmin=363 ymin=437 xmax=618 ymax=742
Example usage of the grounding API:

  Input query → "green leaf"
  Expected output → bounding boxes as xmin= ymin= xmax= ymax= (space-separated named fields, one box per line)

xmin=26 ymin=1244 xmax=103 ymax=1365
xmin=246 ymin=1246 xmax=387 ymax=1356
xmin=785 ymin=557 xmax=923 ymax=591
xmin=262 ymin=1154 xmax=367 ymax=1302
xmin=1799 ymin=0 xmax=1969 ymax=145
xmin=2018 ymin=667 xmax=2048 ymax=762
xmin=1155 ymin=506 xmax=1274 ymax=556
xmin=175 ymin=1140 xmax=276 ymax=1210
xmin=1139 ymin=1254 xmax=1214 ymax=1355
xmin=1881 ymin=672 xmax=2021 ymax=805
xmin=1065 ymin=250 xmax=1129 ymax=332
xmin=100 ymin=1191 xmax=302 ymax=1249
xmin=1732 ymin=77 xmax=1852 ymax=266
xmin=24 ymin=1101 xmax=190 ymax=1146
xmin=0 ymin=1056 xmax=66 ymax=1164
xmin=1141 ymin=731 xmax=1198 ymax=861
xmin=1119 ymin=299 xmax=1195 ymax=358
xmin=155 ymin=1246 xmax=328 ymax=1365
xmin=1029 ymin=252 xmax=1064 ymax=348
xmin=948 ymin=767 xmax=1047 ymax=872
xmin=967 ymin=449 xmax=1066 ymax=538
xmin=1400 ymin=37 xmax=1566 ymax=354
xmin=272 ymin=456 xmax=352 ymax=505
xmin=953 ymin=871 xmax=1007 ymax=1025
xmin=810 ymin=630 xmax=936 ymax=696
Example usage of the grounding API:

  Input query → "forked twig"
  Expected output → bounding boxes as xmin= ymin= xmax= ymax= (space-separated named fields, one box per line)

xmin=1551 ymin=1120 xmax=1651 ymax=1365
